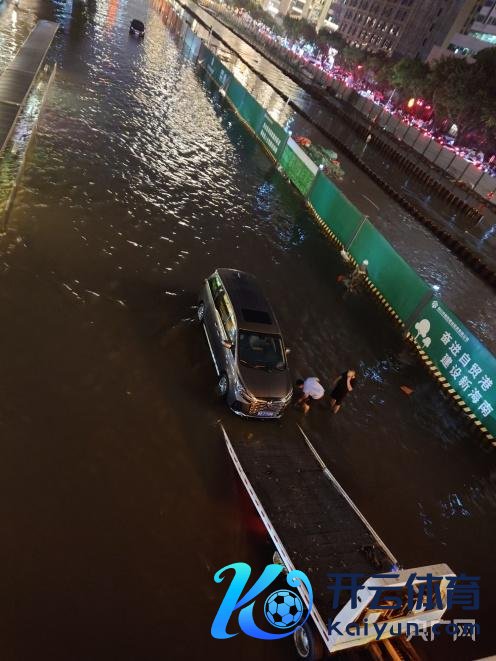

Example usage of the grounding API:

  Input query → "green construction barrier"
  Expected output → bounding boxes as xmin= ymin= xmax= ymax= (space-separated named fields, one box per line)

xmin=216 ymin=65 xmax=232 ymax=89
xmin=308 ymin=171 xmax=364 ymax=246
xmin=226 ymin=76 xmax=246 ymax=113
xmin=210 ymin=56 xmax=232 ymax=89
xmin=280 ymin=143 xmax=315 ymax=196
xmin=348 ymin=218 xmax=431 ymax=321
xmin=238 ymin=91 xmax=266 ymax=134
xmin=201 ymin=46 xmax=233 ymax=95
xmin=198 ymin=42 xmax=210 ymax=63
xmin=410 ymin=299 xmax=496 ymax=438
xmin=258 ymin=113 xmax=289 ymax=161
xmin=205 ymin=50 xmax=221 ymax=80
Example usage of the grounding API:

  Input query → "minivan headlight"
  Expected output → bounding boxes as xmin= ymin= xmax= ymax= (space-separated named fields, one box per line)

xmin=282 ymin=389 xmax=293 ymax=404
xmin=234 ymin=381 xmax=253 ymax=402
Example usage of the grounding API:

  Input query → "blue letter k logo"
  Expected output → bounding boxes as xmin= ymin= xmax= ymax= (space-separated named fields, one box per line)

xmin=211 ymin=562 xmax=313 ymax=640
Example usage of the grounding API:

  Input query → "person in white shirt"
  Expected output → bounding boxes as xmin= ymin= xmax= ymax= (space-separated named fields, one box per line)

xmin=294 ymin=377 xmax=325 ymax=414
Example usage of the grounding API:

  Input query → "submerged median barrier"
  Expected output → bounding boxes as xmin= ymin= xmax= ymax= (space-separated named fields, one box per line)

xmin=161 ymin=0 xmax=496 ymax=443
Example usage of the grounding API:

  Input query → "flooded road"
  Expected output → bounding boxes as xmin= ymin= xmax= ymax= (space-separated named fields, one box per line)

xmin=181 ymin=0 xmax=496 ymax=356
xmin=0 ymin=0 xmax=495 ymax=659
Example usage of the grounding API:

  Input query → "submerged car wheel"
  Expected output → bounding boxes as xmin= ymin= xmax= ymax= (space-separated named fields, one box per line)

xmin=197 ymin=301 xmax=205 ymax=322
xmin=294 ymin=624 xmax=324 ymax=660
xmin=217 ymin=373 xmax=229 ymax=399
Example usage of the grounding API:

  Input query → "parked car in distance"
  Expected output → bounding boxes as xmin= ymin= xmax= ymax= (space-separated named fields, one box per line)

xmin=129 ymin=19 xmax=145 ymax=38
xmin=198 ymin=269 xmax=292 ymax=419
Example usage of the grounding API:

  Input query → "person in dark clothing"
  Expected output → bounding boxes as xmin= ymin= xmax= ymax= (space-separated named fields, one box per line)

xmin=330 ymin=369 xmax=356 ymax=414
xmin=293 ymin=379 xmax=305 ymax=404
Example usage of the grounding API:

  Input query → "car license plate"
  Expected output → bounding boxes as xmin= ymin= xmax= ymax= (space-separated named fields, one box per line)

xmin=257 ymin=410 xmax=275 ymax=417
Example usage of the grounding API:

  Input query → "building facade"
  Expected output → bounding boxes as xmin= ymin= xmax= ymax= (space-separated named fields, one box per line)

xmin=319 ymin=0 xmax=473 ymax=60
xmin=265 ymin=0 xmax=316 ymax=20
xmin=428 ymin=0 xmax=496 ymax=60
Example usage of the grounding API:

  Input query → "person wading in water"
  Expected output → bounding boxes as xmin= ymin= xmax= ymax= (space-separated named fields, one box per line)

xmin=330 ymin=369 xmax=356 ymax=414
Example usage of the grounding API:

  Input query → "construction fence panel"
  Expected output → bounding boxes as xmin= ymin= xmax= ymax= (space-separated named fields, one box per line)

xmin=183 ymin=27 xmax=202 ymax=61
xmin=410 ymin=299 xmax=496 ymax=439
xmin=235 ymin=89 xmax=266 ymax=134
xmin=347 ymin=219 xmax=432 ymax=322
xmin=308 ymin=171 xmax=364 ymax=247
xmin=258 ymin=113 xmax=289 ymax=161
xmin=279 ymin=138 xmax=317 ymax=197
xmin=226 ymin=75 xmax=247 ymax=114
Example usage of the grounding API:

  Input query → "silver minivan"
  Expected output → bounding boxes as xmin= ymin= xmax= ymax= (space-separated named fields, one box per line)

xmin=198 ymin=269 xmax=292 ymax=418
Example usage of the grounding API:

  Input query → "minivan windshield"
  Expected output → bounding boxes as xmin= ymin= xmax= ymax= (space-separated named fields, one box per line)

xmin=238 ymin=331 xmax=286 ymax=370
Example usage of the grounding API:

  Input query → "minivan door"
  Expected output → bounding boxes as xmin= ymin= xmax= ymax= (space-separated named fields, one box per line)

xmin=212 ymin=290 xmax=237 ymax=378
xmin=203 ymin=273 xmax=224 ymax=374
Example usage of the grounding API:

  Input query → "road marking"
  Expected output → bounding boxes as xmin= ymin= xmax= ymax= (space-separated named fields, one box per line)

xmin=361 ymin=194 xmax=380 ymax=210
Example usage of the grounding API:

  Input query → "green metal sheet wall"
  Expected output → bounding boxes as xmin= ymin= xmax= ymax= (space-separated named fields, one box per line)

xmin=280 ymin=143 xmax=315 ymax=196
xmin=410 ymin=299 xmax=496 ymax=437
xmin=205 ymin=51 xmax=220 ymax=80
xmin=238 ymin=91 xmax=266 ymax=134
xmin=226 ymin=76 xmax=246 ymax=113
xmin=347 ymin=219 xmax=431 ymax=321
xmin=217 ymin=65 xmax=232 ymax=89
xmin=308 ymin=171 xmax=364 ymax=246
xmin=258 ymin=113 xmax=288 ymax=161
xmin=210 ymin=57 xmax=232 ymax=88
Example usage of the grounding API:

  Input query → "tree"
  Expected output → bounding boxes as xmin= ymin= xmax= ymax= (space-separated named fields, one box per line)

xmin=363 ymin=52 xmax=393 ymax=89
xmin=430 ymin=59 xmax=472 ymax=137
xmin=282 ymin=16 xmax=316 ymax=41
xmin=390 ymin=57 xmax=431 ymax=98
xmin=473 ymin=48 xmax=496 ymax=141
xmin=338 ymin=45 xmax=367 ymax=68
xmin=315 ymin=29 xmax=347 ymax=54
xmin=429 ymin=50 xmax=496 ymax=147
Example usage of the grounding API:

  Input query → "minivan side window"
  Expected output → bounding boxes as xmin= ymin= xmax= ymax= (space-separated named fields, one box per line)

xmin=216 ymin=293 xmax=236 ymax=345
xmin=208 ymin=273 xmax=223 ymax=298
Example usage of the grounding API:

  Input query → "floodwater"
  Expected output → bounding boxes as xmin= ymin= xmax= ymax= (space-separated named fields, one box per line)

xmin=182 ymin=0 xmax=496 ymax=355
xmin=0 ymin=0 xmax=494 ymax=659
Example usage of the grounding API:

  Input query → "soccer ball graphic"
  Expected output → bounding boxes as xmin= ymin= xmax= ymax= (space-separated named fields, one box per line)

xmin=264 ymin=589 xmax=304 ymax=629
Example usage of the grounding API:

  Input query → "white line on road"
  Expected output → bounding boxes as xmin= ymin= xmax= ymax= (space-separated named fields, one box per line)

xmin=361 ymin=194 xmax=380 ymax=210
